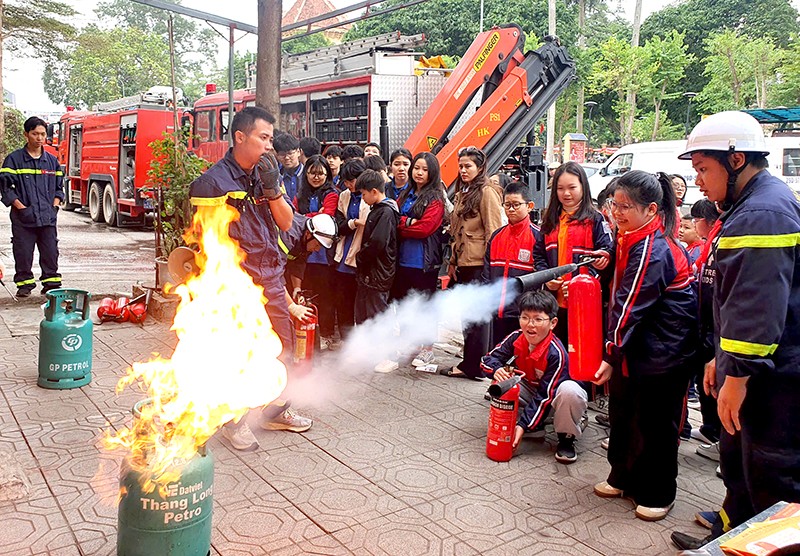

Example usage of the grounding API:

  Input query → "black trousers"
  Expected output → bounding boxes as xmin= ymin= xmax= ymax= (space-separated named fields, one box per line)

xmin=302 ymin=262 xmax=335 ymax=337
xmin=490 ymin=316 xmax=519 ymax=349
xmin=355 ymin=284 xmax=389 ymax=324
xmin=456 ymin=266 xmax=489 ymax=379
xmin=334 ymin=271 xmax=357 ymax=339
xmin=607 ymin=367 xmax=689 ymax=507
xmin=393 ymin=266 xmax=439 ymax=342
xmin=11 ymin=222 xmax=61 ymax=291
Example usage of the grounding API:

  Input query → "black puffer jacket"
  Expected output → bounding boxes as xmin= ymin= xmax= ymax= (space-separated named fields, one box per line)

xmin=356 ymin=198 xmax=399 ymax=291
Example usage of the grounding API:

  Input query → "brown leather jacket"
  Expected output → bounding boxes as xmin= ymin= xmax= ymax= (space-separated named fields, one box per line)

xmin=449 ymin=184 xmax=504 ymax=267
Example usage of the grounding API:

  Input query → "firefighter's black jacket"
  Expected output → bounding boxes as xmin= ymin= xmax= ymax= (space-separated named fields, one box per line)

xmin=0 ymin=147 xmax=64 ymax=227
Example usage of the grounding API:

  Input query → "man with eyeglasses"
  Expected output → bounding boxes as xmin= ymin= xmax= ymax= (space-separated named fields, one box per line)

xmin=481 ymin=290 xmax=588 ymax=464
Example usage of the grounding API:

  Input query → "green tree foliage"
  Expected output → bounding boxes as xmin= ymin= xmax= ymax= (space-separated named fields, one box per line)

xmin=1 ymin=105 xmax=24 ymax=160
xmin=640 ymin=30 xmax=693 ymax=141
xmin=698 ymin=30 xmax=783 ymax=113
xmin=773 ymin=35 xmax=800 ymax=106
xmin=2 ymin=0 xmax=76 ymax=59
xmin=43 ymin=26 xmax=173 ymax=108
xmin=282 ymin=32 xmax=332 ymax=54
xmin=631 ymin=110 xmax=684 ymax=142
xmin=345 ymin=0 xmax=578 ymax=58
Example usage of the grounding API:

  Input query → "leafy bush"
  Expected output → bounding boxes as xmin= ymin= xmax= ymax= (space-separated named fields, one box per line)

xmin=146 ymin=130 xmax=210 ymax=255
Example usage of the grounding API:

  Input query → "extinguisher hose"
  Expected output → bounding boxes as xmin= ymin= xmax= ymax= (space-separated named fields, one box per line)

xmin=488 ymin=374 xmax=522 ymax=398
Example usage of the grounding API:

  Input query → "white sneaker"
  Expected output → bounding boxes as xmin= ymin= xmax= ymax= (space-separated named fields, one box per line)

xmin=594 ymin=481 xmax=623 ymax=498
xmin=635 ymin=502 xmax=674 ymax=521
xmin=411 ymin=348 xmax=435 ymax=367
xmin=601 ymin=437 xmax=610 ymax=450
xmin=690 ymin=428 xmax=716 ymax=444
xmin=696 ymin=441 xmax=720 ymax=462
xmin=374 ymin=360 xmax=398 ymax=373
xmin=221 ymin=422 xmax=259 ymax=451
xmin=261 ymin=408 xmax=313 ymax=432
xmin=320 ymin=336 xmax=335 ymax=351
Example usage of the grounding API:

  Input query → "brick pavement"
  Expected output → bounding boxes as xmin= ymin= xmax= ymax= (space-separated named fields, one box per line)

xmin=0 ymin=306 xmax=723 ymax=555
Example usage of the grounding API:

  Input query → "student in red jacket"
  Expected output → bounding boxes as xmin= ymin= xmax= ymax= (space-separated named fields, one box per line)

xmin=534 ymin=161 xmax=613 ymax=345
xmin=295 ymin=155 xmax=340 ymax=349
xmin=392 ymin=152 xmax=447 ymax=367
xmin=483 ymin=180 xmax=544 ymax=346
xmin=592 ymin=171 xmax=697 ymax=522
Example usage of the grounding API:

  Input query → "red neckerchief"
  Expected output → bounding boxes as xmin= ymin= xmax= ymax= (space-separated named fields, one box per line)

xmin=492 ymin=218 xmax=535 ymax=317
xmin=613 ymin=215 xmax=663 ymax=290
xmin=512 ymin=331 xmax=554 ymax=385
xmin=686 ymin=239 xmax=704 ymax=252
xmin=693 ymin=220 xmax=722 ymax=274
xmin=543 ymin=216 xmax=594 ymax=281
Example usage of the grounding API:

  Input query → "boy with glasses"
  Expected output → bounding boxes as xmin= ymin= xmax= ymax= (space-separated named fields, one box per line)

xmin=482 ymin=181 xmax=543 ymax=346
xmin=481 ymin=290 xmax=588 ymax=463
xmin=273 ymin=132 xmax=303 ymax=200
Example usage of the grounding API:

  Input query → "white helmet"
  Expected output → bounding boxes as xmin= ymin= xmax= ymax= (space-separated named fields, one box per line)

xmin=306 ymin=214 xmax=337 ymax=248
xmin=678 ymin=111 xmax=768 ymax=160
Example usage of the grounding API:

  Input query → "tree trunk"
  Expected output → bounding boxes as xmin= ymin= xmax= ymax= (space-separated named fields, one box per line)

xmin=546 ymin=0 xmax=556 ymax=162
xmin=256 ymin=0 xmax=282 ymax=123
xmin=576 ymin=0 xmax=586 ymax=133
xmin=651 ymin=100 xmax=662 ymax=142
xmin=0 ymin=0 xmax=5 ymax=160
xmin=623 ymin=0 xmax=642 ymax=144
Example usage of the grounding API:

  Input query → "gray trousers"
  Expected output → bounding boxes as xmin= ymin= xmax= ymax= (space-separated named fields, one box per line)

xmin=519 ymin=380 xmax=588 ymax=437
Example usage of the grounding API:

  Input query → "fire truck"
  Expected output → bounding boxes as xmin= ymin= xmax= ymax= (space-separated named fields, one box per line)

xmin=54 ymin=90 xmax=182 ymax=227
xmin=190 ymin=32 xmax=452 ymax=162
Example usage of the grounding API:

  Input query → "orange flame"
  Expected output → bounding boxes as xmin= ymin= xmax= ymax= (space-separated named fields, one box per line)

xmin=105 ymin=203 xmax=287 ymax=494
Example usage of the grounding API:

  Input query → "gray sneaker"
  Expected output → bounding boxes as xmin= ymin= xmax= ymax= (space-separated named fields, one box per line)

xmin=261 ymin=408 xmax=312 ymax=432
xmin=696 ymin=441 xmax=720 ymax=462
xmin=221 ymin=422 xmax=260 ymax=451
xmin=411 ymin=347 xmax=435 ymax=367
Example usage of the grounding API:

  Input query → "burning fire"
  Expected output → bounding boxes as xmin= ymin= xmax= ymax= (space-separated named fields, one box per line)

xmin=106 ymin=203 xmax=287 ymax=494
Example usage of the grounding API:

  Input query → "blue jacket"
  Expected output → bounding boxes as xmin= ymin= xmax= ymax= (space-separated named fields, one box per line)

xmin=189 ymin=149 xmax=289 ymax=294
xmin=604 ymin=216 xmax=697 ymax=376
xmin=711 ymin=170 xmax=800 ymax=381
xmin=0 ymin=147 xmax=64 ymax=227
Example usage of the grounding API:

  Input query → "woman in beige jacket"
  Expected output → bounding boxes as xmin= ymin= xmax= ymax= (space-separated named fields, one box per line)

xmin=443 ymin=146 xmax=504 ymax=379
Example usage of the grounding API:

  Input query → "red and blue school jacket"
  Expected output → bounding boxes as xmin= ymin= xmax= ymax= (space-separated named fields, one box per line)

xmin=481 ymin=219 xmax=544 ymax=318
xmin=604 ymin=215 xmax=697 ymax=376
xmin=533 ymin=211 xmax=613 ymax=277
xmin=481 ymin=331 xmax=570 ymax=431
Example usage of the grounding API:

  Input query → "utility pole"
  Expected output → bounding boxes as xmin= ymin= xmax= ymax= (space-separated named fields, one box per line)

xmin=0 ymin=0 xmax=5 ymax=158
xmin=257 ymin=0 xmax=283 ymax=122
xmin=545 ymin=0 xmax=556 ymax=164
xmin=575 ymin=0 xmax=586 ymax=134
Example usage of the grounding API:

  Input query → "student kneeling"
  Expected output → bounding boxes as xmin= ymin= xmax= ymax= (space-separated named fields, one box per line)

xmin=480 ymin=290 xmax=588 ymax=463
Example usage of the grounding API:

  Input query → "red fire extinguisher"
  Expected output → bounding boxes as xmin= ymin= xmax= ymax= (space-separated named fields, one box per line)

xmin=486 ymin=360 xmax=523 ymax=462
xmin=567 ymin=273 xmax=603 ymax=381
xmin=292 ymin=291 xmax=318 ymax=371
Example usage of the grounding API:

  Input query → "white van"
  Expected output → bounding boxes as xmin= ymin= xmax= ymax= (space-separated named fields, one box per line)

xmin=588 ymin=136 xmax=800 ymax=204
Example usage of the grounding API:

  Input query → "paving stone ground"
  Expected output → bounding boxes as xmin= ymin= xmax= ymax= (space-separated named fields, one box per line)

xmin=0 ymin=306 xmax=723 ymax=555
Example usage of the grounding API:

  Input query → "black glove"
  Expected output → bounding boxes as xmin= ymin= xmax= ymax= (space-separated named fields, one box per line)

xmin=256 ymin=153 xmax=282 ymax=201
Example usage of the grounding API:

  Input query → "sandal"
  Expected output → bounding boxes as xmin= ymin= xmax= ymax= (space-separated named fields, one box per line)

xmin=439 ymin=366 xmax=468 ymax=378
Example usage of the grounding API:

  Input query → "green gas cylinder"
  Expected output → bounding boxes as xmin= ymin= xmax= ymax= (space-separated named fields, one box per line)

xmin=37 ymin=288 xmax=93 ymax=389
xmin=117 ymin=401 xmax=214 ymax=556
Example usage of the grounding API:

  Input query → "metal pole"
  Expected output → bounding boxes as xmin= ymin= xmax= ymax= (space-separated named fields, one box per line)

xmin=229 ymin=25 xmax=235 ymax=147
xmin=545 ymin=0 xmax=556 ymax=164
xmin=168 ymin=15 xmax=180 ymax=145
xmin=479 ymin=0 xmax=484 ymax=32
xmin=378 ymin=101 xmax=390 ymax=161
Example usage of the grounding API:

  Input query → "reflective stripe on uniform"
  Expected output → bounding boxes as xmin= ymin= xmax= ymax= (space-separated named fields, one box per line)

xmin=41 ymin=277 xmax=62 ymax=283
xmin=189 ymin=190 xmax=247 ymax=207
xmin=717 ymin=233 xmax=800 ymax=250
xmin=15 ymin=278 xmax=36 ymax=287
xmin=720 ymin=337 xmax=779 ymax=357
xmin=0 ymin=168 xmax=64 ymax=176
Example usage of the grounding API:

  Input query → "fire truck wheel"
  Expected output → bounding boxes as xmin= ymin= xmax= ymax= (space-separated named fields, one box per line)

xmin=88 ymin=182 xmax=105 ymax=223
xmin=102 ymin=184 xmax=118 ymax=227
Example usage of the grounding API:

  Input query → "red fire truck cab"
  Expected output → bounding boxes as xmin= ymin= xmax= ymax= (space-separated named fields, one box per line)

xmin=57 ymin=94 xmax=180 ymax=227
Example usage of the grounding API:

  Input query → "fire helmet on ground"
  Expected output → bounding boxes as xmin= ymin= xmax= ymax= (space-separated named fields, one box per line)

xmin=678 ymin=111 xmax=769 ymax=160
xmin=306 ymin=214 xmax=337 ymax=248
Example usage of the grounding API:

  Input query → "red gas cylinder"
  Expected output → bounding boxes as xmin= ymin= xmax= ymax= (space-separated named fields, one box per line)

xmin=128 ymin=302 xmax=147 ymax=324
xmin=115 ymin=297 xmax=131 ymax=322
xmin=486 ymin=376 xmax=522 ymax=462
xmin=567 ymin=274 xmax=603 ymax=381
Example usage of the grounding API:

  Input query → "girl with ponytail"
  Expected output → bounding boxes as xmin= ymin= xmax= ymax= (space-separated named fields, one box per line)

xmin=591 ymin=170 xmax=698 ymax=522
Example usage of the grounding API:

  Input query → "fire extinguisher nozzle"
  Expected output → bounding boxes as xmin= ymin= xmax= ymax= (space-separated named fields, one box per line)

xmin=488 ymin=375 xmax=522 ymax=398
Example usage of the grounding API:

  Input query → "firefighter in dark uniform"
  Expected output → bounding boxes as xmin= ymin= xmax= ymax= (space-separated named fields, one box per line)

xmin=671 ymin=111 xmax=800 ymax=549
xmin=189 ymin=106 xmax=312 ymax=452
xmin=0 ymin=116 xmax=64 ymax=297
